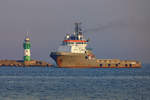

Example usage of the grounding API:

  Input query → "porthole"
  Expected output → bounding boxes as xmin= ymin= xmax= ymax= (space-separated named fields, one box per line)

xmin=100 ymin=64 xmax=103 ymax=67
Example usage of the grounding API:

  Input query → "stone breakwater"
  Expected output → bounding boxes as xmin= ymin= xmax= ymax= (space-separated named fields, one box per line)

xmin=0 ymin=60 xmax=52 ymax=67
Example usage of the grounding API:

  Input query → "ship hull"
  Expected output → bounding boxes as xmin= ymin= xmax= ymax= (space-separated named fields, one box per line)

xmin=50 ymin=52 xmax=141 ymax=68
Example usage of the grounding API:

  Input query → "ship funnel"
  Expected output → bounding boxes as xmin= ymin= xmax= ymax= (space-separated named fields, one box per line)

xmin=75 ymin=22 xmax=82 ymax=34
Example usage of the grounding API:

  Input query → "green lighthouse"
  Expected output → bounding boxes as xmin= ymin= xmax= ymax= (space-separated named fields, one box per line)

xmin=23 ymin=33 xmax=31 ymax=61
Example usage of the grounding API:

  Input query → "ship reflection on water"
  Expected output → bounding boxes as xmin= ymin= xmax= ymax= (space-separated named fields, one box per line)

xmin=0 ymin=64 xmax=149 ymax=100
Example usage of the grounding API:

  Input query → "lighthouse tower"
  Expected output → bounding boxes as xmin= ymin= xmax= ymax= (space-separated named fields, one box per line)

xmin=23 ymin=32 xmax=31 ymax=61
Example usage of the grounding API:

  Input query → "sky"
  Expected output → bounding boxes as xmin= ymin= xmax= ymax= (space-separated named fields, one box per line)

xmin=0 ymin=0 xmax=150 ymax=63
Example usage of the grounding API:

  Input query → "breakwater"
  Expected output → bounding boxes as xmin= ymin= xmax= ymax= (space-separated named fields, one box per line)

xmin=0 ymin=60 xmax=52 ymax=67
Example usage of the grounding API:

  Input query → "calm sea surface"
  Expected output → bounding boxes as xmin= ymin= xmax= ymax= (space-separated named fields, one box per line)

xmin=0 ymin=64 xmax=150 ymax=100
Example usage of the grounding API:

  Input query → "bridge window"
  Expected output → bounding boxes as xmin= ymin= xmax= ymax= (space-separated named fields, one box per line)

xmin=108 ymin=64 xmax=111 ymax=67
xmin=125 ymin=64 xmax=128 ymax=67
xmin=76 ymin=42 xmax=81 ymax=44
xmin=129 ymin=64 xmax=132 ymax=67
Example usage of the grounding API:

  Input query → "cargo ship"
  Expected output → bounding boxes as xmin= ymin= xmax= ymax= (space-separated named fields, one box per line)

xmin=50 ymin=23 xmax=141 ymax=68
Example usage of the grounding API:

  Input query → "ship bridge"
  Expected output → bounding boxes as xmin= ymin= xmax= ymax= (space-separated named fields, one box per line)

xmin=57 ymin=23 xmax=88 ymax=53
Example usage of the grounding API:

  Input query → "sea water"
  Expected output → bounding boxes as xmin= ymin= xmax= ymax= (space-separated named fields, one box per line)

xmin=0 ymin=64 xmax=149 ymax=100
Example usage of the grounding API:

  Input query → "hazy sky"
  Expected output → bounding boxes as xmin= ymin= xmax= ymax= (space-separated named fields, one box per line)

xmin=0 ymin=0 xmax=150 ymax=63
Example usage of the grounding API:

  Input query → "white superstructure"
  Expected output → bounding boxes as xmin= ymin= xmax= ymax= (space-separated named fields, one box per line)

xmin=57 ymin=23 xmax=88 ymax=53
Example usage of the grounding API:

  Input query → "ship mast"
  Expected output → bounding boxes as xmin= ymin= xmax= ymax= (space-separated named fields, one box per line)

xmin=75 ymin=22 xmax=82 ymax=35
